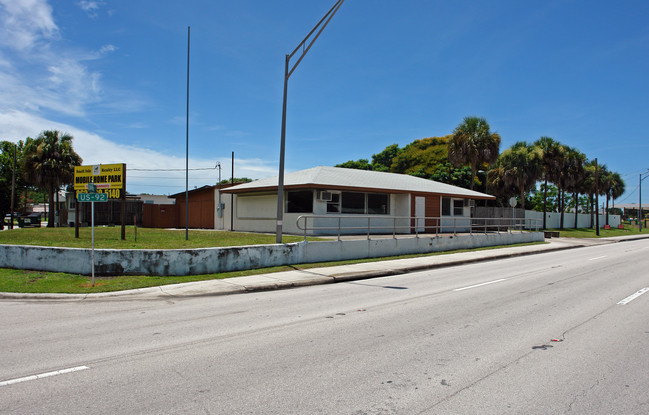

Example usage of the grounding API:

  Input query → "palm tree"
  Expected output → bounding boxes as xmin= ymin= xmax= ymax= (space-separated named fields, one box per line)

xmin=580 ymin=161 xmax=597 ymax=228
xmin=548 ymin=145 xmax=585 ymax=229
xmin=533 ymin=136 xmax=563 ymax=229
xmin=488 ymin=142 xmax=542 ymax=210
xmin=448 ymin=116 xmax=501 ymax=190
xmin=486 ymin=164 xmax=515 ymax=202
xmin=602 ymin=171 xmax=625 ymax=225
xmin=563 ymin=149 xmax=587 ymax=229
xmin=22 ymin=130 xmax=83 ymax=227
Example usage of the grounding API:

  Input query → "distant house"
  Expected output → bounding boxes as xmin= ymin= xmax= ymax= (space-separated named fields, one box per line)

xmin=137 ymin=194 xmax=176 ymax=205
xmin=220 ymin=166 xmax=495 ymax=235
xmin=140 ymin=184 xmax=240 ymax=229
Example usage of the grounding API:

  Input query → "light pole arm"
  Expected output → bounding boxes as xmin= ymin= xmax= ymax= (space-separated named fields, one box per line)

xmin=275 ymin=0 xmax=345 ymax=244
xmin=286 ymin=0 xmax=345 ymax=79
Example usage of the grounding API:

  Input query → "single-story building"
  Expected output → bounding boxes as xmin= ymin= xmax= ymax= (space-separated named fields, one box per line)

xmin=220 ymin=166 xmax=495 ymax=235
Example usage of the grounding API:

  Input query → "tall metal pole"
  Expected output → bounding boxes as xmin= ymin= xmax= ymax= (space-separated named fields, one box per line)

xmin=10 ymin=143 xmax=16 ymax=230
xmin=275 ymin=0 xmax=345 ymax=244
xmin=91 ymin=200 xmax=95 ymax=287
xmin=185 ymin=26 xmax=191 ymax=241
xmin=595 ymin=158 xmax=600 ymax=236
xmin=276 ymin=55 xmax=290 ymax=243
xmin=231 ymin=152 xmax=234 ymax=231
xmin=640 ymin=172 xmax=646 ymax=232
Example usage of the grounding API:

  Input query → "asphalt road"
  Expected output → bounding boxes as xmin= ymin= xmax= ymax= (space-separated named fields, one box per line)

xmin=1 ymin=239 xmax=648 ymax=414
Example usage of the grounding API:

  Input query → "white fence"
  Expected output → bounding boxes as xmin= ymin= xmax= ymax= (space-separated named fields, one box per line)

xmin=474 ymin=207 xmax=621 ymax=229
xmin=524 ymin=211 xmax=620 ymax=229
xmin=296 ymin=215 xmax=542 ymax=239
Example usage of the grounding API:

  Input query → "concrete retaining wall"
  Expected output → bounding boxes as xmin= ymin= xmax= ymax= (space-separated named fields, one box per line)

xmin=0 ymin=232 xmax=544 ymax=276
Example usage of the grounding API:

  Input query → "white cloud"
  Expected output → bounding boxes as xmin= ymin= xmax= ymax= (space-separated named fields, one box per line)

xmin=0 ymin=110 xmax=277 ymax=194
xmin=77 ymin=0 xmax=103 ymax=18
xmin=0 ymin=0 xmax=58 ymax=50
xmin=99 ymin=44 xmax=117 ymax=54
xmin=0 ymin=2 xmax=127 ymax=117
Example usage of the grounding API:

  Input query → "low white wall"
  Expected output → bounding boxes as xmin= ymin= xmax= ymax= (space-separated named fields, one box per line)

xmin=525 ymin=211 xmax=620 ymax=228
xmin=0 ymin=232 xmax=544 ymax=276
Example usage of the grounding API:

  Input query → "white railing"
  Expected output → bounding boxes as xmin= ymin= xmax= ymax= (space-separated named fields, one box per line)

xmin=296 ymin=215 xmax=542 ymax=241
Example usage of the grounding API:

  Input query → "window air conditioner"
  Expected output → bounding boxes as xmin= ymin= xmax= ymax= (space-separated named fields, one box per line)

xmin=318 ymin=191 xmax=333 ymax=201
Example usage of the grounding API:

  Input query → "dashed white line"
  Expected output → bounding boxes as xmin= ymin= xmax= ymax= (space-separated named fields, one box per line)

xmin=617 ymin=288 xmax=649 ymax=305
xmin=453 ymin=279 xmax=507 ymax=292
xmin=0 ymin=366 xmax=89 ymax=387
xmin=588 ymin=256 xmax=607 ymax=261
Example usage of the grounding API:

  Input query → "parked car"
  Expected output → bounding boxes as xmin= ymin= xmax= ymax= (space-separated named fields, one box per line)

xmin=18 ymin=213 xmax=42 ymax=228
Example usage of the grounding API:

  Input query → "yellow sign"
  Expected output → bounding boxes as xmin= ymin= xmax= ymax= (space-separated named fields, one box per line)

xmin=74 ymin=164 xmax=125 ymax=192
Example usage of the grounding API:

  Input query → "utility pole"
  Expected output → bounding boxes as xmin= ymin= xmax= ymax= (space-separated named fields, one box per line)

xmin=595 ymin=158 xmax=599 ymax=236
xmin=640 ymin=170 xmax=649 ymax=231
xmin=275 ymin=0 xmax=345 ymax=243
xmin=10 ymin=143 xmax=16 ymax=230
xmin=231 ymin=152 xmax=234 ymax=231
xmin=185 ymin=26 xmax=191 ymax=241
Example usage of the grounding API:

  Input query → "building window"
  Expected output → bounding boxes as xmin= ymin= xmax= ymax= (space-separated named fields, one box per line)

xmin=453 ymin=199 xmax=464 ymax=216
xmin=334 ymin=192 xmax=389 ymax=215
xmin=327 ymin=193 xmax=340 ymax=213
xmin=442 ymin=197 xmax=451 ymax=216
xmin=341 ymin=192 xmax=365 ymax=214
xmin=286 ymin=190 xmax=313 ymax=213
xmin=367 ymin=193 xmax=389 ymax=214
xmin=442 ymin=197 xmax=465 ymax=216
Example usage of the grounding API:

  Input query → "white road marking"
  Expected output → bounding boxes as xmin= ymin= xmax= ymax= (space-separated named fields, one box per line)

xmin=453 ymin=279 xmax=507 ymax=292
xmin=0 ymin=366 xmax=89 ymax=387
xmin=588 ymin=256 xmax=607 ymax=261
xmin=617 ymin=288 xmax=649 ymax=305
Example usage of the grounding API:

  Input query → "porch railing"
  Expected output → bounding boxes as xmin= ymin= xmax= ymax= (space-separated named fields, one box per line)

xmin=296 ymin=215 xmax=542 ymax=241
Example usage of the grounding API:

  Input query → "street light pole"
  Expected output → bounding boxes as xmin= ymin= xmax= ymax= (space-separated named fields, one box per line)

xmin=640 ymin=170 xmax=649 ymax=231
xmin=275 ymin=0 xmax=345 ymax=244
xmin=595 ymin=158 xmax=599 ymax=236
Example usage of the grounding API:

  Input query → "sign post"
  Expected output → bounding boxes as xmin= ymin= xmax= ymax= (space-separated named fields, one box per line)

xmin=74 ymin=163 xmax=126 ymax=239
xmin=508 ymin=197 xmax=518 ymax=232
xmin=77 ymin=183 xmax=108 ymax=287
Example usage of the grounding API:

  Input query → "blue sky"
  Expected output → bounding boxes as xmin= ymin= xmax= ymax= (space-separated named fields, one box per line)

xmin=1 ymin=0 xmax=648 ymax=204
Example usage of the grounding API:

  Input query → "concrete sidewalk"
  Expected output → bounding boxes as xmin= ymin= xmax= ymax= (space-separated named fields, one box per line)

xmin=2 ymin=235 xmax=648 ymax=301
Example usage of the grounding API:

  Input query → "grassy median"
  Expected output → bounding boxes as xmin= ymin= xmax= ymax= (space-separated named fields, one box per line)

xmin=549 ymin=224 xmax=649 ymax=238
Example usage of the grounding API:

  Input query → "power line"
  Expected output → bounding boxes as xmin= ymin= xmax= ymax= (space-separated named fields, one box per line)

xmin=129 ymin=175 xmax=217 ymax=180
xmin=129 ymin=167 xmax=217 ymax=171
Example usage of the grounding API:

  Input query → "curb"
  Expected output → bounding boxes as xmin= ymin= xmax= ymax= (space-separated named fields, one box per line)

xmin=0 ymin=240 xmax=607 ymax=300
xmin=325 ymin=243 xmax=585 ymax=283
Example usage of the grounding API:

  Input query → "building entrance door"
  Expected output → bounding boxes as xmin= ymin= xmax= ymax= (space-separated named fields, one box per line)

xmin=415 ymin=196 xmax=425 ymax=232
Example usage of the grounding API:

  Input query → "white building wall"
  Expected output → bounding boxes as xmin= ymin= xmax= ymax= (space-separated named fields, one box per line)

xmin=226 ymin=191 xmax=420 ymax=236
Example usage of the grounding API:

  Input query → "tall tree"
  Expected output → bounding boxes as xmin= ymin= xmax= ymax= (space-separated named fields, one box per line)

xmin=533 ymin=136 xmax=563 ymax=229
xmin=602 ymin=171 xmax=625 ymax=225
xmin=488 ymin=142 xmax=542 ymax=210
xmin=563 ymin=149 xmax=587 ymax=229
xmin=583 ymin=162 xmax=608 ymax=229
xmin=0 ymin=141 xmax=26 ymax=220
xmin=371 ymin=144 xmax=400 ymax=172
xmin=335 ymin=159 xmax=372 ymax=170
xmin=448 ymin=116 xmax=501 ymax=190
xmin=22 ymin=130 xmax=82 ymax=227
xmin=548 ymin=145 xmax=585 ymax=229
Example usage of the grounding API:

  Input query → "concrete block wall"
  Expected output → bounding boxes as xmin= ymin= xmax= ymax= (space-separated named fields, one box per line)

xmin=0 ymin=232 xmax=544 ymax=277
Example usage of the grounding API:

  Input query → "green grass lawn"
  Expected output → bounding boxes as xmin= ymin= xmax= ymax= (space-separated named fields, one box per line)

xmin=0 ymin=241 xmax=545 ymax=294
xmin=0 ymin=226 xmax=313 ymax=249
xmin=549 ymin=224 xmax=649 ymax=238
